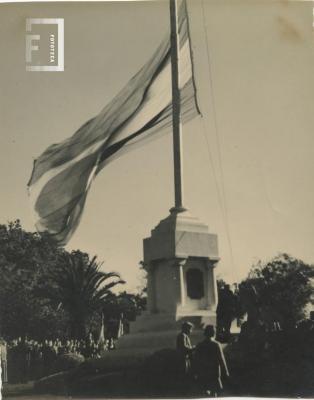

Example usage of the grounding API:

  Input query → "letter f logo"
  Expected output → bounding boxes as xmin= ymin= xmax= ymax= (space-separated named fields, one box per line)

xmin=26 ymin=19 xmax=40 ymax=64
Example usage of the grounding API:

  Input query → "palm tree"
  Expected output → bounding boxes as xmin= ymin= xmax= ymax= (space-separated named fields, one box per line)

xmin=49 ymin=251 xmax=125 ymax=339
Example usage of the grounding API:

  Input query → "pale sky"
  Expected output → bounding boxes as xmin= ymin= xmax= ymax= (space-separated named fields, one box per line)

xmin=0 ymin=0 xmax=314 ymax=292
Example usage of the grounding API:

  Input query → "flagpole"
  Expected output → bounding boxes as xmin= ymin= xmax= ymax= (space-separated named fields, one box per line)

xmin=170 ymin=0 xmax=186 ymax=213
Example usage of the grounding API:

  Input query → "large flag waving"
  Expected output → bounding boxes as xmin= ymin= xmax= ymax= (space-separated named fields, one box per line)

xmin=28 ymin=0 xmax=200 ymax=246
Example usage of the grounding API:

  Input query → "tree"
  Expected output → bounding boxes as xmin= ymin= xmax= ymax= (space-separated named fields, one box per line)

xmin=46 ymin=251 xmax=125 ymax=339
xmin=0 ymin=221 xmax=126 ymax=341
xmin=0 ymin=220 xmax=68 ymax=339
xmin=239 ymin=253 xmax=314 ymax=329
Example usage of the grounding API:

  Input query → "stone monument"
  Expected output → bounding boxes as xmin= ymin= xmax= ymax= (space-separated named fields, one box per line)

xmin=116 ymin=208 xmax=219 ymax=353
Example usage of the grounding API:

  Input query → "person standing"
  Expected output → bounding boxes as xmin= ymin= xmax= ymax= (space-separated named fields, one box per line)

xmin=176 ymin=321 xmax=194 ymax=377
xmin=0 ymin=338 xmax=8 ymax=383
xmin=216 ymin=284 xmax=236 ymax=341
xmin=15 ymin=337 xmax=30 ymax=383
xmin=194 ymin=325 xmax=229 ymax=397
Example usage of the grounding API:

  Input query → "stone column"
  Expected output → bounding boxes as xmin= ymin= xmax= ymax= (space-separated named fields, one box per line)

xmin=172 ymin=258 xmax=187 ymax=308
xmin=206 ymin=260 xmax=218 ymax=311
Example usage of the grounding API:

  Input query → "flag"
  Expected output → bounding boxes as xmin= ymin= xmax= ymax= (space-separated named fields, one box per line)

xmin=98 ymin=313 xmax=105 ymax=345
xmin=117 ymin=313 xmax=124 ymax=339
xmin=28 ymin=0 xmax=200 ymax=245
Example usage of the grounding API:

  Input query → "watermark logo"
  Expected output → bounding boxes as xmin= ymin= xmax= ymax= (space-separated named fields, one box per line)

xmin=26 ymin=18 xmax=64 ymax=72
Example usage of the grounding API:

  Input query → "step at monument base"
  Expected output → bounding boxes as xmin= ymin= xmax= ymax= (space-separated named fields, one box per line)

xmin=116 ymin=311 xmax=216 ymax=352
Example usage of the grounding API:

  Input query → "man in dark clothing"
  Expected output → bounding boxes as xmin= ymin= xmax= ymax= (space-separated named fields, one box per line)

xmin=176 ymin=321 xmax=195 ymax=394
xmin=15 ymin=338 xmax=31 ymax=383
xmin=194 ymin=325 xmax=229 ymax=397
xmin=216 ymin=284 xmax=236 ymax=341
xmin=176 ymin=321 xmax=194 ymax=376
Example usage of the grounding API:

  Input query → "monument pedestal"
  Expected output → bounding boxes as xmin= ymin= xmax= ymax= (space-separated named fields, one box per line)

xmin=116 ymin=209 xmax=219 ymax=353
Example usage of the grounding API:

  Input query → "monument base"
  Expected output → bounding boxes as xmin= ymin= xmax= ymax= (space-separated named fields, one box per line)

xmin=116 ymin=311 xmax=216 ymax=354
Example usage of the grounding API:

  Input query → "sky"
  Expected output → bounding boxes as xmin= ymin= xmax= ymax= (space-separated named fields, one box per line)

xmin=0 ymin=0 xmax=314 ymax=292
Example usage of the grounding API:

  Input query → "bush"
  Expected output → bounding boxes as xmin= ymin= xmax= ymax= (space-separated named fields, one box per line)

xmin=142 ymin=348 xmax=183 ymax=395
xmin=239 ymin=254 xmax=314 ymax=328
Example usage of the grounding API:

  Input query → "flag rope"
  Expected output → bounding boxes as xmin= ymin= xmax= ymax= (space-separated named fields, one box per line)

xmin=200 ymin=0 xmax=238 ymax=284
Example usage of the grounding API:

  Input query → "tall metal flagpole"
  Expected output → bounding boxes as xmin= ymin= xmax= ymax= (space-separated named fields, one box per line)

xmin=170 ymin=0 xmax=186 ymax=213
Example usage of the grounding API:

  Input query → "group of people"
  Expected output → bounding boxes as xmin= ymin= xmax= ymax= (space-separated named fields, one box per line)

xmin=176 ymin=322 xmax=229 ymax=397
xmin=0 ymin=334 xmax=116 ymax=384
